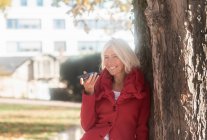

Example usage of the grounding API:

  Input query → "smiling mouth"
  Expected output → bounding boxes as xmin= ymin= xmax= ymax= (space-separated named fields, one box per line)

xmin=109 ymin=66 xmax=116 ymax=70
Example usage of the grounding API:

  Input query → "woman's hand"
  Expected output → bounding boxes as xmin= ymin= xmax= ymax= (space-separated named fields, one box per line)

xmin=80 ymin=71 xmax=99 ymax=95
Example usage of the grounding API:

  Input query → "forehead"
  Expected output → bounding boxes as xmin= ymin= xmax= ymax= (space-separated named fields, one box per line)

xmin=104 ymin=47 xmax=116 ymax=55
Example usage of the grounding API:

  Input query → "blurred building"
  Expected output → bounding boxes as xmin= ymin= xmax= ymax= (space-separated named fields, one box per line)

xmin=0 ymin=0 xmax=134 ymax=100
xmin=0 ymin=0 xmax=134 ymax=57
xmin=0 ymin=0 xmax=79 ymax=57
xmin=0 ymin=55 xmax=60 ymax=100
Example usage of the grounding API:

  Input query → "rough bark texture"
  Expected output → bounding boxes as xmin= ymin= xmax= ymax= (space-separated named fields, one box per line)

xmin=133 ymin=0 xmax=207 ymax=139
xmin=132 ymin=0 xmax=154 ymax=139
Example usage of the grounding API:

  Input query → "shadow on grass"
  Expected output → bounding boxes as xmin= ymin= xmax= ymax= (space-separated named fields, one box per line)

xmin=0 ymin=103 xmax=78 ymax=110
xmin=0 ymin=103 xmax=81 ymax=139
xmin=0 ymin=122 xmax=75 ymax=134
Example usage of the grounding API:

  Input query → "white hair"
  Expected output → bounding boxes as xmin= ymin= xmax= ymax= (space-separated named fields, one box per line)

xmin=101 ymin=38 xmax=140 ymax=73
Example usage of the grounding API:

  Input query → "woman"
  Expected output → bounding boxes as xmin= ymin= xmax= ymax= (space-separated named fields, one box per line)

xmin=80 ymin=38 xmax=150 ymax=140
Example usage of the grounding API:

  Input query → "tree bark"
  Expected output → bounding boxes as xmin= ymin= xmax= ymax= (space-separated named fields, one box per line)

xmin=133 ymin=0 xmax=207 ymax=139
xmin=133 ymin=0 xmax=154 ymax=139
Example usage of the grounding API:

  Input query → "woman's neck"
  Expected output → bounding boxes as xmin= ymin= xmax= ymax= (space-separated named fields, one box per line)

xmin=113 ymin=72 xmax=126 ymax=91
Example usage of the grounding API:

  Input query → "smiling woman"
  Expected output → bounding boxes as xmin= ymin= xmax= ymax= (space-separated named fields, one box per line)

xmin=79 ymin=38 xmax=150 ymax=140
xmin=103 ymin=47 xmax=125 ymax=78
xmin=101 ymin=38 xmax=140 ymax=74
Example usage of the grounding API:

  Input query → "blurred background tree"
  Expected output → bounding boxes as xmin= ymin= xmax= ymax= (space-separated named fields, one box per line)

xmin=0 ymin=0 xmax=11 ymax=11
xmin=59 ymin=53 xmax=101 ymax=101
xmin=52 ymin=0 xmax=133 ymax=33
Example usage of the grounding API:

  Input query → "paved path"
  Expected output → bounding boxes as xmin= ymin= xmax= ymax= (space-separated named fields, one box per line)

xmin=0 ymin=97 xmax=81 ymax=108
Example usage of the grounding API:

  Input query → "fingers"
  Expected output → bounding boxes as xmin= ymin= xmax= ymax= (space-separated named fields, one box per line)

xmin=80 ymin=78 xmax=84 ymax=85
xmin=79 ymin=71 xmax=87 ymax=85
xmin=82 ymin=72 xmax=99 ymax=95
xmin=94 ymin=74 xmax=99 ymax=83
xmin=86 ymin=72 xmax=99 ymax=84
xmin=79 ymin=71 xmax=99 ymax=85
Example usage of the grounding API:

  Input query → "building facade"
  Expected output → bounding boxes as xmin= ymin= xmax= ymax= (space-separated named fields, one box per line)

xmin=0 ymin=0 xmax=134 ymax=100
xmin=0 ymin=0 xmax=134 ymax=57
xmin=0 ymin=0 xmax=80 ymax=57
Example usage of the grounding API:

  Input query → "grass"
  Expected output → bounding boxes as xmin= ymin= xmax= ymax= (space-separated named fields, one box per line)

xmin=0 ymin=103 xmax=81 ymax=140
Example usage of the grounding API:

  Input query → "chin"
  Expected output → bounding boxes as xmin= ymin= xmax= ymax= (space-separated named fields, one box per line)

xmin=110 ymin=72 xmax=119 ymax=77
xmin=107 ymin=70 xmax=116 ymax=76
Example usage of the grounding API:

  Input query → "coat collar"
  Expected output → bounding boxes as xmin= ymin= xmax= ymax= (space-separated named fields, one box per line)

xmin=94 ymin=68 xmax=147 ymax=101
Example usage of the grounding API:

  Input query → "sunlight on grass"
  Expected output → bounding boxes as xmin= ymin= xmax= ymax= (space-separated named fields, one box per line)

xmin=0 ymin=103 xmax=81 ymax=140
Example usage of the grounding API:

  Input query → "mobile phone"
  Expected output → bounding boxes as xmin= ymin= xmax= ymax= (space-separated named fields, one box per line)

xmin=78 ymin=72 xmax=98 ymax=81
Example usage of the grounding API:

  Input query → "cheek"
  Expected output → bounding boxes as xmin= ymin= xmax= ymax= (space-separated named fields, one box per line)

xmin=104 ymin=60 xmax=109 ymax=67
xmin=119 ymin=63 xmax=125 ymax=71
xmin=104 ymin=59 xmax=114 ymax=67
xmin=117 ymin=61 xmax=124 ymax=67
xmin=117 ymin=61 xmax=125 ymax=71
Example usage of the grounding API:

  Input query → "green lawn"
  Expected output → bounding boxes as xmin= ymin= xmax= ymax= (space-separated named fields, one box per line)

xmin=0 ymin=103 xmax=81 ymax=140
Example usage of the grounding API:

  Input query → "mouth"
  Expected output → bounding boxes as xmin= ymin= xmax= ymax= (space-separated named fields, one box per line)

xmin=109 ymin=66 xmax=116 ymax=70
xmin=108 ymin=66 xmax=117 ymax=73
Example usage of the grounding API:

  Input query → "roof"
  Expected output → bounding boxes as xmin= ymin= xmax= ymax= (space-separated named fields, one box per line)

xmin=0 ymin=57 xmax=31 ymax=76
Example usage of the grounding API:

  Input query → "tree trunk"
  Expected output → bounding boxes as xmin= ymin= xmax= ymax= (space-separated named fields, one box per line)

xmin=133 ymin=0 xmax=154 ymax=139
xmin=133 ymin=0 xmax=207 ymax=140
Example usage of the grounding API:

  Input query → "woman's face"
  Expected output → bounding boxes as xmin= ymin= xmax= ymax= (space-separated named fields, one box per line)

xmin=103 ymin=47 xmax=125 ymax=77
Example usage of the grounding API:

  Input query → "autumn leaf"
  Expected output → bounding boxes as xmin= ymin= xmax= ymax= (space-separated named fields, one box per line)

xmin=63 ymin=0 xmax=69 ymax=4
xmin=0 ymin=0 xmax=11 ymax=10
xmin=95 ymin=0 xmax=102 ymax=4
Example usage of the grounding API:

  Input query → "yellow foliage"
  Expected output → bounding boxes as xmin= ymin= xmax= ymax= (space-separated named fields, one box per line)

xmin=120 ymin=4 xmax=130 ymax=12
xmin=0 ymin=0 xmax=11 ymax=10
xmin=95 ymin=0 xmax=102 ymax=4
xmin=63 ymin=0 xmax=69 ymax=4
xmin=82 ymin=0 xmax=88 ymax=6
xmin=77 ymin=0 xmax=82 ymax=5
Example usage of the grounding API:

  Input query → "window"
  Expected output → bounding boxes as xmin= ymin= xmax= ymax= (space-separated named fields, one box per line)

xmin=7 ymin=19 xmax=41 ymax=29
xmin=20 ymin=0 xmax=27 ymax=6
xmin=7 ymin=19 xmax=17 ymax=29
xmin=78 ymin=41 xmax=105 ymax=53
xmin=54 ymin=41 xmax=66 ymax=52
xmin=76 ymin=19 xmax=123 ymax=30
xmin=78 ymin=42 xmax=96 ymax=52
xmin=18 ymin=42 xmax=42 ymax=52
xmin=36 ymin=0 xmax=43 ymax=6
xmin=53 ymin=19 xmax=65 ymax=29
xmin=43 ymin=61 xmax=51 ymax=76
xmin=7 ymin=41 xmax=42 ymax=52
xmin=35 ymin=59 xmax=54 ymax=79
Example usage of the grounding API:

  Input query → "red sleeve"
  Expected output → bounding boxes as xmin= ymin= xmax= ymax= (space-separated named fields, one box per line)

xmin=80 ymin=73 xmax=103 ymax=131
xmin=80 ymin=93 xmax=97 ymax=131
xmin=136 ymin=84 xmax=150 ymax=140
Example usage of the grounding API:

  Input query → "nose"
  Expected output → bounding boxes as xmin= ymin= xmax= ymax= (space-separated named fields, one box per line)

xmin=106 ymin=58 xmax=114 ymax=66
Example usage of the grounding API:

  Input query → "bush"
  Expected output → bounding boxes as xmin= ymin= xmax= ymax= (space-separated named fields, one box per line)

xmin=60 ymin=53 xmax=101 ymax=101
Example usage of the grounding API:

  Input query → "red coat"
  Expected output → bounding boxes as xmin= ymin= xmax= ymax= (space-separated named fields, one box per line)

xmin=80 ymin=68 xmax=150 ymax=140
